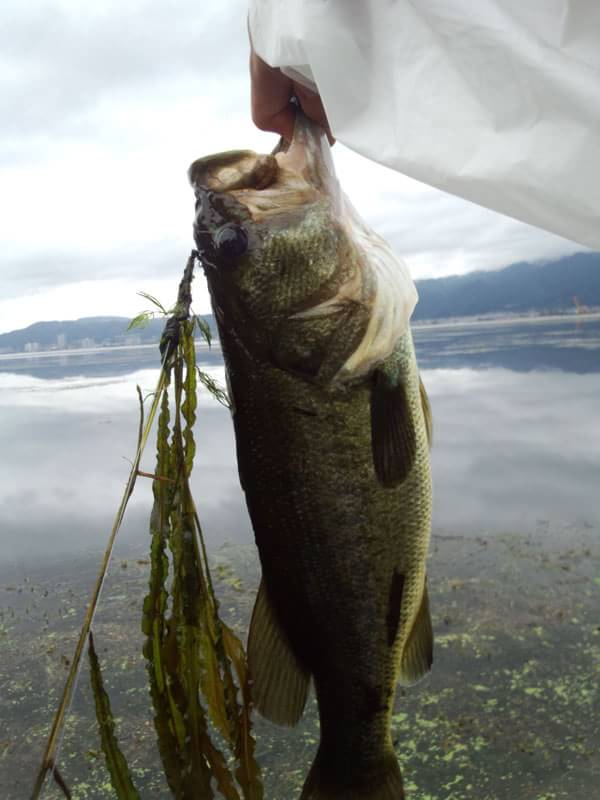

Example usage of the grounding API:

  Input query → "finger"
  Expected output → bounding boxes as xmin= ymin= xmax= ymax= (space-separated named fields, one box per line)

xmin=250 ymin=51 xmax=296 ymax=140
xmin=293 ymin=84 xmax=336 ymax=145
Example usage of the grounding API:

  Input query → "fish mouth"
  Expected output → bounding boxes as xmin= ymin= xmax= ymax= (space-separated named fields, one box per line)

xmin=188 ymin=113 xmax=336 ymax=221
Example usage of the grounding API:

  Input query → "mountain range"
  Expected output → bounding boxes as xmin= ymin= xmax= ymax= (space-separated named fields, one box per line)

xmin=411 ymin=251 xmax=599 ymax=321
xmin=1 ymin=251 xmax=598 ymax=353
xmin=0 ymin=316 xmax=169 ymax=353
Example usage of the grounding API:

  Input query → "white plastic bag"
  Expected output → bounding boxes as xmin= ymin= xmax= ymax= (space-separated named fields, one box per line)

xmin=249 ymin=0 xmax=600 ymax=249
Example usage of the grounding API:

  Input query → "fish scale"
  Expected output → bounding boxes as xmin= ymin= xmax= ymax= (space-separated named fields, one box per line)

xmin=189 ymin=113 xmax=433 ymax=800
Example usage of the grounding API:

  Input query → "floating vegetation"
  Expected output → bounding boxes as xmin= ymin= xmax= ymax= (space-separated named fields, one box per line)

xmin=8 ymin=528 xmax=596 ymax=799
xmin=29 ymin=252 xmax=262 ymax=800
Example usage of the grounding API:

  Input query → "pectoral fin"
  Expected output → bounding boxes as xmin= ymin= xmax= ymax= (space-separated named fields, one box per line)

xmin=247 ymin=579 xmax=310 ymax=726
xmin=371 ymin=369 xmax=416 ymax=487
xmin=398 ymin=582 xmax=433 ymax=686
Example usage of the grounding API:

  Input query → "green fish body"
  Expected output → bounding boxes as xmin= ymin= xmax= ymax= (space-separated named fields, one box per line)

xmin=189 ymin=115 xmax=433 ymax=800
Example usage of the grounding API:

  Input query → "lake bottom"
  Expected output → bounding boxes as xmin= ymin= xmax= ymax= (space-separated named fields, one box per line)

xmin=2 ymin=524 xmax=598 ymax=800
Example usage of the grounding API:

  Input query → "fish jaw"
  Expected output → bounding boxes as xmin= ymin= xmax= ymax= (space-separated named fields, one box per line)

xmin=188 ymin=149 xmax=278 ymax=194
xmin=188 ymin=113 xmax=338 ymax=223
xmin=188 ymin=115 xmax=364 ymax=376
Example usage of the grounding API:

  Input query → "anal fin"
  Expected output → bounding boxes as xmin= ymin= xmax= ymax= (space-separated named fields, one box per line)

xmin=398 ymin=582 xmax=433 ymax=686
xmin=419 ymin=375 xmax=433 ymax=447
xmin=247 ymin=579 xmax=310 ymax=726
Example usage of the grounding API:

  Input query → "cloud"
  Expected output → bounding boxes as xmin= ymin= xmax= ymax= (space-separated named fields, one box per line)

xmin=0 ymin=241 xmax=187 ymax=298
xmin=0 ymin=0 xmax=590 ymax=335
xmin=0 ymin=272 xmax=214 ymax=336
xmin=336 ymin=145 xmax=586 ymax=277
xmin=0 ymin=1 xmax=248 ymax=143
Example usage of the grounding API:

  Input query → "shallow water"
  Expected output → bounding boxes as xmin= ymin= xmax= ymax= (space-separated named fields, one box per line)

xmin=1 ymin=316 xmax=599 ymax=799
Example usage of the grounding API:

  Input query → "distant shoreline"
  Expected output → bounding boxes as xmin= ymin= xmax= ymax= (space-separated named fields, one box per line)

xmin=413 ymin=310 xmax=600 ymax=330
xmin=0 ymin=339 xmax=219 ymax=362
xmin=1 ymin=311 xmax=599 ymax=362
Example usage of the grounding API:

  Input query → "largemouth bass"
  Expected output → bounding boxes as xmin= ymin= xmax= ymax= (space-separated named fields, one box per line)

xmin=189 ymin=114 xmax=433 ymax=800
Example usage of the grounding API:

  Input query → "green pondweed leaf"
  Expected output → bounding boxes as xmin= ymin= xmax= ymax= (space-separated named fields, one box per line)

xmin=31 ymin=254 xmax=260 ymax=800
xmin=141 ymin=316 xmax=262 ymax=799
xmin=194 ymin=314 xmax=213 ymax=346
xmin=128 ymin=291 xmax=172 ymax=332
xmin=223 ymin=625 xmax=264 ymax=800
xmin=182 ymin=320 xmax=198 ymax=477
xmin=197 ymin=367 xmax=230 ymax=409
xmin=88 ymin=632 xmax=142 ymax=800
xmin=137 ymin=291 xmax=169 ymax=315
xmin=127 ymin=311 xmax=155 ymax=331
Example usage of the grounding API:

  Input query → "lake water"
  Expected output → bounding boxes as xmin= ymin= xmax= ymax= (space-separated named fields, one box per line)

xmin=1 ymin=316 xmax=598 ymax=573
xmin=1 ymin=316 xmax=599 ymax=799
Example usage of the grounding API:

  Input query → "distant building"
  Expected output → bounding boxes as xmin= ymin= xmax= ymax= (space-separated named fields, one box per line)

xmin=24 ymin=342 xmax=41 ymax=352
xmin=121 ymin=334 xmax=142 ymax=346
xmin=56 ymin=333 xmax=67 ymax=349
xmin=79 ymin=337 xmax=95 ymax=348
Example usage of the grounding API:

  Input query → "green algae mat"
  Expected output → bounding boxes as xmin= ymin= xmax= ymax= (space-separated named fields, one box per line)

xmin=1 ymin=527 xmax=598 ymax=800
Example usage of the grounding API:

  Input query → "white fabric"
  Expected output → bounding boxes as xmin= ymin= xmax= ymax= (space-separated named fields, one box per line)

xmin=249 ymin=0 xmax=600 ymax=249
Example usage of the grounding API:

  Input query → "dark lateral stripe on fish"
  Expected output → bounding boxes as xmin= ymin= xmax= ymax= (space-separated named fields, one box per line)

xmin=292 ymin=405 xmax=319 ymax=417
xmin=386 ymin=569 xmax=405 ymax=647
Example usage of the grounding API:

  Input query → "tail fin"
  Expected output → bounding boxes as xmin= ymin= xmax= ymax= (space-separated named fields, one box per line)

xmin=300 ymin=749 xmax=404 ymax=800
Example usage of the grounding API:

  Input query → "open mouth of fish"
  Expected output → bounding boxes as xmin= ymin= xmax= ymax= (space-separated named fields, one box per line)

xmin=188 ymin=114 xmax=337 ymax=219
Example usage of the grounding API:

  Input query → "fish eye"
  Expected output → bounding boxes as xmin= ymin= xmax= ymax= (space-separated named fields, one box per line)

xmin=215 ymin=224 xmax=248 ymax=261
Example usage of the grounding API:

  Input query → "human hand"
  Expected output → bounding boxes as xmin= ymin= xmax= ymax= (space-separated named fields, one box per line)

xmin=249 ymin=46 xmax=334 ymax=144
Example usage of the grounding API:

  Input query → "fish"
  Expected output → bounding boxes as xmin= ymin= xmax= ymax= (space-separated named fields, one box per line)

xmin=188 ymin=113 xmax=433 ymax=800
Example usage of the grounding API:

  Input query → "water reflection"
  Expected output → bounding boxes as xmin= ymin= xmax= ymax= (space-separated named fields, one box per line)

xmin=1 ymin=318 xmax=598 ymax=574
xmin=0 ymin=365 xmax=245 ymax=573
xmin=0 ymin=342 xmax=222 ymax=380
xmin=414 ymin=316 xmax=600 ymax=372
xmin=2 ymin=317 xmax=600 ymax=799
xmin=427 ymin=367 xmax=600 ymax=534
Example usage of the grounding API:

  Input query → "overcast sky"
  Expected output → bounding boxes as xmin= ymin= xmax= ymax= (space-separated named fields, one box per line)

xmin=1 ymin=0 xmax=588 ymax=335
